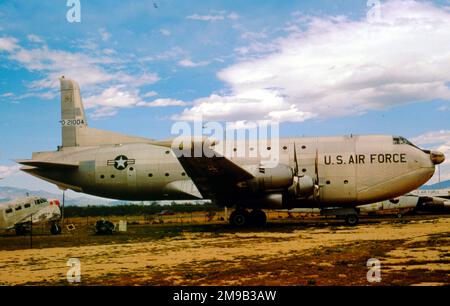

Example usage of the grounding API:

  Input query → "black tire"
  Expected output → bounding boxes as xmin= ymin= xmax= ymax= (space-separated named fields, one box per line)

xmin=50 ymin=223 xmax=62 ymax=235
xmin=345 ymin=214 xmax=359 ymax=226
xmin=229 ymin=209 xmax=250 ymax=227
xmin=14 ymin=224 xmax=30 ymax=235
xmin=249 ymin=209 xmax=267 ymax=226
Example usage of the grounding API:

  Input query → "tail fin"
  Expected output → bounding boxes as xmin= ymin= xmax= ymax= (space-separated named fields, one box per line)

xmin=60 ymin=76 xmax=88 ymax=147
xmin=59 ymin=76 xmax=151 ymax=147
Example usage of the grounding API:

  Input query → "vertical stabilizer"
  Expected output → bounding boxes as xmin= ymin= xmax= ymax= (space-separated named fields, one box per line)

xmin=60 ymin=76 xmax=88 ymax=147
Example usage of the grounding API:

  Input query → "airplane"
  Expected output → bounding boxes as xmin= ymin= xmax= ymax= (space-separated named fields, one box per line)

xmin=16 ymin=77 xmax=445 ymax=227
xmin=357 ymin=192 xmax=450 ymax=216
xmin=0 ymin=196 xmax=61 ymax=235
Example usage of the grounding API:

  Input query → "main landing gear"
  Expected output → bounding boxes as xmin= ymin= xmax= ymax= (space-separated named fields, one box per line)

xmin=229 ymin=208 xmax=267 ymax=227
xmin=321 ymin=207 xmax=360 ymax=226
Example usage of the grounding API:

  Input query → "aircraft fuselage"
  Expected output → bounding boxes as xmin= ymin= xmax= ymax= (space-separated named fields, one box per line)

xmin=23 ymin=134 xmax=436 ymax=209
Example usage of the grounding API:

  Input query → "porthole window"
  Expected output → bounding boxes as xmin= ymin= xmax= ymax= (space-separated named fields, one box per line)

xmin=181 ymin=172 xmax=186 ymax=176
xmin=302 ymin=168 xmax=307 ymax=173
xmin=301 ymin=145 xmax=306 ymax=149
xmin=326 ymin=180 xmax=331 ymax=185
xmin=165 ymin=173 xmax=169 ymax=177
xmin=129 ymin=167 xmax=134 ymax=171
xmin=24 ymin=203 xmax=31 ymax=208
xmin=267 ymin=146 xmax=271 ymax=150
xmin=148 ymin=173 xmax=153 ymax=177
xmin=344 ymin=180 xmax=348 ymax=184
xmin=111 ymin=175 xmax=115 ymax=179
xmin=233 ymin=148 xmax=237 ymax=152
xmin=15 ymin=206 xmax=22 ymax=211
xmin=283 ymin=146 xmax=287 ymax=150
xmin=100 ymin=175 xmax=105 ymax=179
xmin=5 ymin=208 xmax=12 ymax=214
xmin=165 ymin=150 xmax=170 ymax=154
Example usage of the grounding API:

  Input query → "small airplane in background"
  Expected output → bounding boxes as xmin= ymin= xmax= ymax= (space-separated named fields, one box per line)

xmin=285 ymin=190 xmax=450 ymax=219
xmin=0 ymin=197 xmax=61 ymax=235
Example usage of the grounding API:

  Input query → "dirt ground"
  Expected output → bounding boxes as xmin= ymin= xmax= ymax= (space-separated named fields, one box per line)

xmin=0 ymin=214 xmax=448 ymax=286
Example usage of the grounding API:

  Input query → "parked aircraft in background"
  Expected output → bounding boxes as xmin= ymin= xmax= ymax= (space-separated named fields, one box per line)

xmin=16 ymin=77 xmax=445 ymax=226
xmin=0 ymin=197 xmax=61 ymax=235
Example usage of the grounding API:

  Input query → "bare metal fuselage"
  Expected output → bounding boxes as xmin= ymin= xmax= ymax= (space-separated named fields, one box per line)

xmin=23 ymin=134 xmax=436 ymax=209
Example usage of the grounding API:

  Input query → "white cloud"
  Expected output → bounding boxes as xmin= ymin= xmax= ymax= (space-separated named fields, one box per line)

xmin=142 ymin=46 xmax=184 ymax=62
xmin=142 ymin=99 xmax=188 ymax=107
xmin=99 ymin=28 xmax=111 ymax=42
xmin=84 ymin=87 xmax=143 ymax=109
xmin=227 ymin=12 xmax=240 ymax=20
xmin=178 ymin=59 xmax=210 ymax=68
xmin=186 ymin=11 xmax=239 ymax=22
xmin=177 ymin=1 xmax=450 ymax=123
xmin=412 ymin=130 xmax=450 ymax=184
xmin=85 ymin=87 xmax=186 ymax=117
xmin=1 ymin=39 xmax=160 ymax=116
xmin=0 ymin=37 xmax=18 ymax=52
xmin=27 ymin=34 xmax=44 ymax=43
xmin=143 ymin=91 xmax=158 ymax=98
xmin=186 ymin=14 xmax=225 ymax=22
xmin=0 ymin=165 xmax=20 ymax=179
xmin=160 ymin=29 xmax=171 ymax=36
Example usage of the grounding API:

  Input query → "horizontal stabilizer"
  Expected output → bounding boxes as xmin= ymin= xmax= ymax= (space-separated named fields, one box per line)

xmin=16 ymin=159 xmax=79 ymax=169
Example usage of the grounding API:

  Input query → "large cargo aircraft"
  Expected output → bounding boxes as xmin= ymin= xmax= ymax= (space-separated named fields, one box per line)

xmin=16 ymin=77 xmax=445 ymax=226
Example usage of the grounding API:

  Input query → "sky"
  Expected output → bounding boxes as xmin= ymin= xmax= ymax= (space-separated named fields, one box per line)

xmin=0 ymin=0 xmax=449 ymax=199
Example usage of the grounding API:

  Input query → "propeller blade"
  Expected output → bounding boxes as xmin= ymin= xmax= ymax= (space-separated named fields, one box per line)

xmin=314 ymin=149 xmax=319 ymax=184
xmin=314 ymin=149 xmax=320 ymax=200
xmin=293 ymin=142 xmax=299 ymax=175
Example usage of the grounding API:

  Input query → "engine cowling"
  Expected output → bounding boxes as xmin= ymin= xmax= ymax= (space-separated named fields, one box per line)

xmin=288 ymin=175 xmax=315 ymax=199
xmin=245 ymin=164 xmax=294 ymax=192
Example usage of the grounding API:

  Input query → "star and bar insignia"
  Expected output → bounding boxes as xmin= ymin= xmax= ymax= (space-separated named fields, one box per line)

xmin=107 ymin=155 xmax=135 ymax=170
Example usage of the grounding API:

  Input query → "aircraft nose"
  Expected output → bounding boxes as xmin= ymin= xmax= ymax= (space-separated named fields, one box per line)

xmin=430 ymin=151 xmax=445 ymax=165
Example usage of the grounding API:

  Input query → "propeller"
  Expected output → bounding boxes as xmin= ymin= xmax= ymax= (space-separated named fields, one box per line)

xmin=314 ymin=148 xmax=320 ymax=201
xmin=293 ymin=142 xmax=299 ymax=175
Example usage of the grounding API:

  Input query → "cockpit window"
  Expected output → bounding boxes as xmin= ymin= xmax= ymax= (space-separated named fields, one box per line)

xmin=393 ymin=136 xmax=420 ymax=149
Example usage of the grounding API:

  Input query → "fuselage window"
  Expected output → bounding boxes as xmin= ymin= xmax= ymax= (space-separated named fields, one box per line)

xmin=5 ymin=208 xmax=13 ymax=214
xmin=15 ymin=206 xmax=22 ymax=211
xmin=24 ymin=203 xmax=31 ymax=208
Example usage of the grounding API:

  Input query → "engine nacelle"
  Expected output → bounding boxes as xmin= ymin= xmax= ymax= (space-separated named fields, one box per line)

xmin=288 ymin=175 xmax=315 ymax=199
xmin=245 ymin=164 xmax=294 ymax=192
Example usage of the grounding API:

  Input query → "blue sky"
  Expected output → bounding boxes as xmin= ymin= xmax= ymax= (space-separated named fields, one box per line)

xmin=0 ymin=0 xmax=449 ymax=196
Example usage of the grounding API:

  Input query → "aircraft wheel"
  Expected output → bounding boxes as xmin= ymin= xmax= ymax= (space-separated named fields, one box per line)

xmin=250 ymin=209 xmax=267 ymax=226
xmin=229 ymin=209 xmax=250 ymax=227
xmin=14 ymin=224 xmax=30 ymax=235
xmin=50 ymin=223 xmax=62 ymax=235
xmin=345 ymin=214 xmax=359 ymax=226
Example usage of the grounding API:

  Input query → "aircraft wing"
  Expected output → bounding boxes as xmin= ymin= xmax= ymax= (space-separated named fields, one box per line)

xmin=15 ymin=160 xmax=79 ymax=169
xmin=174 ymin=144 xmax=254 ymax=200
